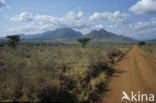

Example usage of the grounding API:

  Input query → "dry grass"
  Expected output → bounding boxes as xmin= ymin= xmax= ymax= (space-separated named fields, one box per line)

xmin=0 ymin=43 xmax=131 ymax=102
xmin=139 ymin=44 xmax=156 ymax=60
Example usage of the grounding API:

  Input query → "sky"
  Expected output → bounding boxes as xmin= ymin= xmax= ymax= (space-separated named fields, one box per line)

xmin=0 ymin=0 xmax=156 ymax=40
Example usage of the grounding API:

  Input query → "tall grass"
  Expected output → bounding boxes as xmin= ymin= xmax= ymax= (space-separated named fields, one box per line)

xmin=139 ymin=44 xmax=156 ymax=60
xmin=0 ymin=44 xmax=130 ymax=102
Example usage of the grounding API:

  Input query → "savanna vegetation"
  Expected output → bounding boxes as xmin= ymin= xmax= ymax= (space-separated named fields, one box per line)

xmin=77 ymin=38 xmax=91 ymax=48
xmin=6 ymin=35 xmax=20 ymax=48
xmin=0 ymin=42 xmax=131 ymax=102
xmin=139 ymin=43 xmax=156 ymax=60
xmin=138 ymin=41 xmax=145 ymax=46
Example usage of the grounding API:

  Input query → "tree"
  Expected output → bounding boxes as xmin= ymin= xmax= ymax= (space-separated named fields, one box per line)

xmin=6 ymin=35 xmax=20 ymax=48
xmin=138 ymin=41 xmax=145 ymax=46
xmin=77 ymin=37 xmax=91 ymax=48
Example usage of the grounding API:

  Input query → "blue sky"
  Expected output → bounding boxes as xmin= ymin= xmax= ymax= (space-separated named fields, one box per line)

xmin=0 ymin=0 xmax=156 ymax=40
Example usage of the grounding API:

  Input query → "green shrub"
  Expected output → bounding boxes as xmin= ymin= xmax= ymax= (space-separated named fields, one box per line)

xmin=77 ymin=38 xmax=91 ymax=48
xmin=138 ymin=41 xmax=145 ymax=46
xmin=6 ymin=35 xmax=20 ymax=48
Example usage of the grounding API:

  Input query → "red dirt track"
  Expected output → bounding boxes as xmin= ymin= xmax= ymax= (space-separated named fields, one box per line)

xmin=102 ymin=46 xmax=156 ymax=103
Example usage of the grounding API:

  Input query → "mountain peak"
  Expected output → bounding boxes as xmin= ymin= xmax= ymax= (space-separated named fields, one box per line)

xmin=86 ymin=29 xmax=115 ymax=39
xmin=91 ymin=29 xmax=107 ymax=33
xmin=7 ymin=28 xmax=137 ymax=43
xmin=85 ymin=29 xmax=137 ymax=43
xmin=99 ymin=29 xmax=108 ymax=32
xmin=57 ymin=28 xmax=73 ymax=31
xmin=35 ymin=28 xmax=83 ymax=40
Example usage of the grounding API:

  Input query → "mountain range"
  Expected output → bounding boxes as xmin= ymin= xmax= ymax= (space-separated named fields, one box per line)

xmin=147 ymin=38 xmax=156 ymax=43
xmin=16 ymin=28 xmax=82 ymax=40
xmin=7 ymin=28 xmax=138 ymax=43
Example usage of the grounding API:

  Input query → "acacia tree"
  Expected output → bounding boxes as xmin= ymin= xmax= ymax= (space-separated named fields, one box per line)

xmin=138 ymin=41 xmax=145 ymax=46
xmin=6 ymin=35 xmax=20 ymax=48
xmin=77 ymin=37 xmax=91 ymax=48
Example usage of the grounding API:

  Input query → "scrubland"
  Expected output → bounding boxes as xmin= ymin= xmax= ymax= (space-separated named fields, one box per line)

xmin=0 ymin=43 xmax=131 ymax=102
xmin=139 ymin=44 xmax=156 ymax=60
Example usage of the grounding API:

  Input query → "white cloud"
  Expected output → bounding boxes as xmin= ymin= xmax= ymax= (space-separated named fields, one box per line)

xmin=0 ymin=0 xmax=5 ymax=9
xmin=7 ymin=11 xmax=131 ymax=37
xmin=35 ymin=15 xmax=57 ymax=24
xmin=6 ymin=5 xmax=10 ymax=9
xmin=9 ymin=24 xmax=48 ymax=35
xmin=9 ymin=11 xmax=129 ymax=35
xmin=127 ymin=17 xmax=156 ymax=39
xmin=129 ymin=0 xmax=156 ymax=14
xmin=8 ymin=10 xmax=156 ymax=40
xmin=89 ymin=11 xmax=129 ymax=23
xmin=9 ymin=11 xmax=96 ymax=35
xmin=10 ymin=12 xmax=33 ymax=22
xmin=129 ymin=17 xmax=156 ymax=30
xmin=34 ymin=11 xmax=90 ymax=30
xmin=77 ymin=11 xmax=83 ymax=18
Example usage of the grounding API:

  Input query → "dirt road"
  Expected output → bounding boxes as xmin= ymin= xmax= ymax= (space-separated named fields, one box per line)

xmin=102 ymin=46 xmax=156 ymax=103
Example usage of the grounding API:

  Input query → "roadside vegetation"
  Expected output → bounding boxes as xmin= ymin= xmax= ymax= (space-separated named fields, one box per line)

xmin=0 ymin=43 xmax=131 ymax=102
xmin=139 ymin=43 xmax=156 ymax=60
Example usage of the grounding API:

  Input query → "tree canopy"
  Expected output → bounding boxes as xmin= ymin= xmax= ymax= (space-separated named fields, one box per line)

xmin=138 ymin=41 xmax=145 ymax=46
xmin=6 ymin=35 xmax=20 ymax=48
xmin=77 ymin=37 xmax=91 ymax=48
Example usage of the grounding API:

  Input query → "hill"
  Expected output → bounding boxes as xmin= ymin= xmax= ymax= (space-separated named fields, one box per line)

xmin=36 ymin=28 xmax=83 ymax=41
xmin=1 ymin=28 xmax=138 ymax=43
xmin=84 ymin=29 xmax=138 ymax=43
xmin=147 ymin=38 xmax=156 ymax=43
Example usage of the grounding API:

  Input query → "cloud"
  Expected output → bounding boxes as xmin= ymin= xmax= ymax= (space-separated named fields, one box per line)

xmin=9 ymin=24 xmax=47 ymax=35
xmin=9 ymin=11 xmax=129 ymax=34
xmin=89 ymin=11 xmax=129 ymax=23
xmin=8 ymin=11 xmax=108 ymax=35
xmin=10 ymin=12 xmax=33 ymax=22
xmin=34 ymin=11 xmax=90 ymax=29
xmin=9 ymin=11 xmax=96 ymax=35
xmin=8 ymin=10 xmax=156 ymax=40
xmin=0 ymin=0 xmax=5 ymax=9
xmin=127 ymin=17 xmax=156 ymax=39
xmin=129 ymin=0 xmax=156 ymax=14
xmin=8 ymin=10 xmax=131 ymax=36
xmin=6 ymin=5 xmax=10 ymax=9
xmin=129 ymin=17 xmax=156 ymax=31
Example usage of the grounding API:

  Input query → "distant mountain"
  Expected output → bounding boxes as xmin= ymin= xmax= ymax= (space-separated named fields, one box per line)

xmin=147 ymin=38 xmax=156 ymax=43
xmin=0 ymin=37 xmax=5 ymax=39
xmin=84 ymin=29 xmax=138 ymax=43
xmin=85 ymin=29 xmax=117 ymax=38
xmin=36 ymin=28 xmax=83 ymax=41
xmin=1 ymin=28 xmax=138 ymax=43
xmin=0 ymin=37 xmax=6 ymax=41
xmin=14 ymin=28 xmax=83 ymax=41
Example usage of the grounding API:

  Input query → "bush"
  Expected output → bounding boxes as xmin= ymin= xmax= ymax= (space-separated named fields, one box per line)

xmin=138 ymin=41 xmax=145 ymax=46
xmin=107 ymin=49 xmax=123 ymax=63
xmin=77 ymin=38 xmax=91 ymax=48
xmin=0 ymin=44 xmax=129 ymax=102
